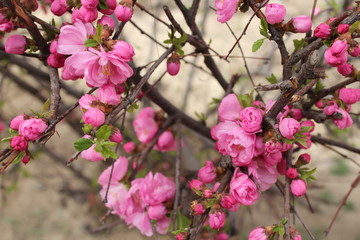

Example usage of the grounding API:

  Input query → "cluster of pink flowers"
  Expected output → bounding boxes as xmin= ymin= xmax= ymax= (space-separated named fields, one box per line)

xmin=98 ymin=157 xmax=175 ymax=237
xmin=248 ymin=225 xmax=302 ymax=240
xmin=56 ymin=20 xmax=134 ymax=88
xmin=0 ymin=12 xmax=14 ymax=36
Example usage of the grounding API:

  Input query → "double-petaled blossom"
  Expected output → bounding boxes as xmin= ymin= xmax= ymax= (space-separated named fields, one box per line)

xmin=82 ymin=107 xmax=105 ymax=127
xmin=133 ymin=107 xmax=158 ymax=144
xmin=18 ymin=118 xmax=48 ymax=141
xmin=248 ymin=158 xmax=278 ymax=191
xmin=290 ymin=179 xmax=307 ymax=197
xmin=215 ymin=0 xmax=239 ymax=23
xmin=115 ymin=1 xmax=133 ymax=22
xmin=10 ymin=136 xmax=28 ymax=151
xmin=323 ymin=102 xmax=353 ymax=129
xmin=292 ymin=15 xmax=312 ymax=33
xmin=197 ymin=161 xmax=217 ymax=183
xmin=324 ymin=40 xmax=348 ymax=66
xmin=230 ymin=168 xmax=259 ymax=205
xmin=337 ymin=63 xmax=353 ymax=76
xmin=209 ymin=211 xmax=226 ymax=230
xmin=97 ymin=84 xmax=121 ymax=106
xmin=248 ymin=227 xmax=267 ymax=240
xmin=5 ymin=35 xmax=27 ymax=54
xmin=339 ymin=88 xmax=360 ymax=105
xmin=265 ymin=3 xmax=286 ymax=24
xmin=279 ymin=117 xmax=300 ymax=139
xmin=218 ymin=93 xmax=242 ymax=122
xmin=239 ymin=107 xmax=263 ymax=134
xmin=314 ymin=23 xmax=331 ymax=39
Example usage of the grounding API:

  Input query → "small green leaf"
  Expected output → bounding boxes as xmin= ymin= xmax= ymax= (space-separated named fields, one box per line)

xmin=82 ymin=124 xmax=92 ymax=134
xmin=74 ymin=138 xmax=93 ymax=151
xmin=84 ymin=39 xmax=99 ymax=47
xmin=96 ymin=125 xmax=112 ymax=140
xmin=163 ymin=39 xmax=172 ymax=44
xmin=350 ymin=21 xmax=360 ymax=33
xmin=96 ymin=24 xmax=102 ymax=37
xmin=260 ymin=18 xmax=270 ymax=38
xmin=265 ymin=73 xmax=278 ymax=84
xmin=315 ymin=80 xmax=325 ymax=92
xmin=1 ymin=137 xmax=13 ymax=142
xmin=209 ymin=97 xmax=221 ymax=105
xmin=323 ymin=39 xmax=333 ymax=47
xmin=127 ymin=103 xmax=139 ymax=113
xmin=237 ymin=92 xmax=254 ymax=108
xmin=195 ymin=112 xmax=207 ymax=123
xmin=293 ymin=38 xmax=306 ymax=52
xmin=252 ymin=38 xmax=265 ymax=52
xmin=178 ymin=33 xmax=187 ymax=44
xmin=299 ymin=126 xmax=313 ymax=133
xmin=13 ymin=152 xmax=26 ymax=165
xmin=94 ymin=142 xmax=117 ymax=159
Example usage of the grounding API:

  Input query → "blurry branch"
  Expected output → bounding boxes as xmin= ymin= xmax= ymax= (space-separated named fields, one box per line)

xmin=48 ymin=67 xmax=61 ymax=118
xmin=311 ymin=135 xmax=360 ymax=155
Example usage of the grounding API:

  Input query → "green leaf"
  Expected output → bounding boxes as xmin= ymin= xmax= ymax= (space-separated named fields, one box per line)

xmin=178 ymin=33 xmax=187 ymax=44
xmin=323 ymin=39 xmax=332 ymax=47
xmin=82 ymin=124 xmax=92 ymax=134
xmin=252 ymin=38 xmax=265 ymax=52
xmin=209 ymin=97 xmax=221 ymax=105
xmin=265 ymin=73 xmax=278 ymax=84
xmin=96 ymin=24 xmax=102 ymax=37
xmin=195 ymin=112 xmax=207 ymax=123
xmin=1 ymin=137 xmax=13 ymax=142
xmin=163 ymin=39 xmax=172 ymax=44
xmin=13 ymin=152 xmax=25 ymax=165
xmin=237 ymin=91 xmax=254 ymax=108
xmin=96 ymin=125 xmax=112 ymax=140
xmin=293 ymin=38 xmax=306 ymax=52
xmin=280 ymin=218 xmax=287 ymax=225
xmin=315 ymin=80 xmax=325 ymax=92
xmin=350 ymin=21 xmax=360 ymax=33
xmin=74 ymin=138 xmax=93 ymax=151
xmin=127 ymin=103 xmax=139 ymax=113
xmin=177 ymin=47 xmax=185 ymax=56
xmin=94 ymin=143 xmax=117 ymax=159
xmin=260 ymin=18 xmax=270 ymax=38
xmin=98 ymin=0 xmax=108 ymax=9
xmin=170 ymin=209 xmax=190 ymax=234
xmin=294 ymin=134 xmax=309 ymax=148
xmin=299 ymin=126 xmax=313 ymax=133
xmin=84 ymin=39 xmax=99 ymax=47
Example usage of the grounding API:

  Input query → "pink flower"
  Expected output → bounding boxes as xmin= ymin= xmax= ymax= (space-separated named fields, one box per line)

xmin=218 ymin=94 xmax=242 ymax=122
xmin=51 ymin=0 xmax=68 ymax=16
xmin=148 ymin=204 xmax=167 ymax=220
xmin=292 ymin=15 xmax=312 ymax=33
xmin=265 ymin=3 xmax=286 ymax=24
xmin=98 ymin=15 xmax=115 ymax=30
xmin=10 ymin=136 xmax=28 ymax=151
xmin=47 ymin=54 xmax=65 ymax=68
xmin=211 ymin=121 xmax=255 ymax=166
xmin=97 ymin=84 xmax=121 ymax=105
xmin=248 ymin=227 xmax=267 ymax=240
xmin=10 ymin=115 xmax=24 ymax=130
xmin=98 ymin=156 xmax=128 ymax=186
xmin=209 ymin=211 xmax=225 ymax=230
xmin=298 ymin=153 xmax=311 ymax=164
xmin=82 ymin=108 xmax=105 ymax=127
xmin=290 ymin=179 xmax=307 ymax=197
xmin=155 ymin=131 xmax=177 ymax=152
xmin=79 ymin=94 xmax=97 ymax=110
xmin=292 ymin=232 xmax=302 ymax=240
xmin=220 ymin=194 xmax=238 ymax=210
xmin=314 ymin=23 xmax=331 ymax=39
xmin=197 ymin=161 xmax=217 ymax=184
xmin=230 ymin=168 xmax=259 ymax=205
xmin=81 ymin=143 xmax=104 ymax=161
xmin=189 ymin=179 xmax=204 ymax=192
xmin=77 ymin=6 xmax=98 ymax=23
xmin=167 ymin=52 xmax=181 ymax=76
xmin=133 ymin=107 xmax=158 ymax=144
xmin=279 ymin=117 xmax=300 ymax=139
xmin=339 ymin=88 xmax=360 ymax=105
xmin=215 ymin=0 xmax=239 ymax=23
xmin=337 ymin=63 xmax=353 ymax=76
xmin=215 ymin=232 xmax=229 ymax=240
xmin=203 ymin=189 xmax=213 ymax=198
xmin=239 ymin=107 xmax=263 ymax=134
xmin=110 ymin=129 xmax=123 ymax=143
xmin=349 ymin=45 xmax=360 ymax=57
xmin=193 ymin=203 xmax=205 ymax=215
xmin=5 ymin=35 xmax=27 ymax=54
xmin=337 ymin=24 xmax=349 ymax=34
xmin=333 ymin=108 xmax=353 ymax=129
xmin=291 ymin=108 xmax=303 ymax=121
xmin=22 ymin=154 xmax=31 ymax=165
xmin=0 ymin=20 xmax=14 ymax=32
xmin=18 ymin=118 xmax=48 ymax=141
xmin=248 ymin=159 xmax=278 ymax=191
xmin=115 ymin=4 xmax=133 ymax=22
xmin=286 ymin=168 xmax=298 ymax=179
xmin=140 ymin=172 xmax=175 ymax=205
xmin=57 ymin=21 xmax=95 ymax=55
xmin=111 ymin=40 xmax=135 ymax=61
xmin=124 ymin=141 xmax=135 ymax=153
xmin=324 ymin=40 xmax=348 ymax=66
xmin=81 ymin=0 xmax=98 ymax=9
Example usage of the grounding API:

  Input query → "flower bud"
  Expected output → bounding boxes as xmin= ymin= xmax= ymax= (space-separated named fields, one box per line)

xmin=349 ymin=45 xmax=360 ymax=57
xmin=81 ymin=0 xmax=98 ymax=9
xmin=82 ymin=108 xmax=105 ymax=127
xmin=10 ymin=136 xmax=28 ymax=151
xmin=292 ymin=15 xmax=312 ymax=33
xmin=197 ymin=161 xmax=217 ymax=183
xmin=339 ymin=88 xmax=360 ymax=105
xmin=279 ymin=117 xmax=300 ymax=139
xmin=248 ymin=227 xmax=267 ymax=240
xmin=193 ymin=203 xmax=205 ymax=215
xmin=51 ymin=0 xmax=68 ymax=16
xmin=314 ymin=23 xmax=331 ymax=39
xmin=98 ymin=15 xmax=115 ymax=31
xmin=337 ymin=63 xmax=353 ymax=77
xmin=286 ymin=168 xmax=298 ymax=179
xmin=203 ymin=189 xmax=213 ymax=198
xmin=19 ymin=118 xmax=48 ymax=141
xmin=189 ymin=179 xmax=204 ymax=192
xmin=297 ymin=153 xmax=311 ymax=167
xmin=290 ymin=179 xmax=307 ymax=197
xmin=337 ymin=24 xmax=349 ymax=34
xmin=109 ymin=129 xmax=123 ymax=143
xmin=5 ymin=35 xmax=27 ymax=54
xmin=47 ymin=53 xmax=65 ymax=68
xmin=112 ymin=40 xmax=135 ymax=61
xmin=81 ymin=143 xmax=104 ymax=161
xmin=265 ymin=3 xmax=286 ymax=24
xmin=78 ymin=6 xmax=98 ymax=23
xmin=209 ymin=211 xmax=225 ymax=230
xmin=10 ymin=115 xmax=25 ymax=130
xmin=115 ymin=0 xmax=133 ymax=22
xmin=22 ymin=154 xmax=31 ymax=165
xmin=167 ymin=52 xmax=181 ymax=76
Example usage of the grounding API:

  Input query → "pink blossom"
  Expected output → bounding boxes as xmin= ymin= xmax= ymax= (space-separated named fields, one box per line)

xmin=215 ymin=232 xmax=229 ymax=240
xmin=265 ymin=3 xmax=286 ymax=24
xmin=337 ymin=24 xmax=349 ymax=34
xmin=339 ymin=88 xmax=360 ymax=105
xmin=248 ymin=227 xmax=267 ymax=240
xmin=139 ymin=172 xmax=175 ymax=206
xmin=115 ymin=4 xmax=133 ymax=22
xmin=337 ymin=63 xmax=353 ymax=76
xmin=314 ymin=23 xmax=331 ymax=39
xmin=239 ymin=107 xmax=263 ymax=134
xmin=292 ymin=232 xmax=302 ymax=240
xmin=301 ymin=120 xmax=315 ymax=132
xmin=47 ymin=53 xmax=65 ymax=68
xmin=110 ymin=129 xmax=123 ymax=143
xmin=277 ymin=158 xmax=287 ymax=175
xmin=349 ymin=45 xmax=360 ymax=57
xmin=22 ymin=154 xmax=31 ymax=164
xmin=124 ymin=141 xmax=135 ymax=153
xmin=133 ymin=107 xmax=159 ymax=144
xmin=230 ymin=168 xmax=259 ymax=205
xmin=254 ymin=136 xmax=265 ymax=157
xmin=189 ymin=179 xmax=204 ymax=192
xmin=279 ymin=117 xmax=300 ymax=139
xmin=209 ymin=211 xmax=225 ymax=230
xmin=5 ymin=35 xmax=27 ymax=54
xmin=97 ymin=84 xmax=121 ymax=105
xmin=211 ymin=121 xmax=255 ymax=166
xmin=167 ymin=52 xmax=181 ymax=76
xmin=286 ymin=168 xmax=298 ymax=179
xmin=156 ymin=217 xmax=171 ymax=234
xmin=197 ymin=161 xmax=217 ymax=184
xmin=18 ymin=118 xmax=48 ymax=141
xmin=77 ymin=6 xmax=98 ymax=23
xmin=155 ymin=131 xmax=177 ymax=152
xmin=81 ymin=0 xmax=98 ymax=9
xmin=98 ymin=15 xmax=115 ymax=30
xmin=248 ymin=159 xmax=278 ymax=191
xmin=218 ymin=94 xmax=242 ymax=122
xmin=291 ymin=108 xmax=303 ymax=121
xmin=82 ymin=108 xmax=105 ymax=127
xmin=10 ymin=136 xmax=28 ymax=151
xmin=292 ymin=15 xmax=312 ymax=33
xmin=79 ymin=94 xmax=97 ymax=110
xmin=0 ymin=20 xmax=14 ymax=32
xmin=148 ymin=204 xmax=167 ymax=220
xmin=111 ymin=40 xmax=135 ymax=61
xmin=81 ymin=143 xmax=104 ymax=161
xmin=51 ymin=0 xmax=68 ymax=16
xmin=10 ymin=115 xmax=24 ymax=130
xmin=290 ymin=179 xmax=307 ymax=197
xmin=127 ymin=212 xmax=153 ymax=236
xmin=215 ymin=0 xmax=239 ymax=23
xmin=203 ymin=189 xmax=213 ymax=198
xmin=220 ymin=194 xmax=238 ymax=210
xmin=298 ymin=153 xmax=311 ymax=164
xmin=193 ymin=203 xmax=205 ymax=215
xmin=98 ymin=156 xmax=128 ymax=186
xmin=324 ymin=40 xmax=348 ymax=66
xmin=264 ymin=140 xmax=282 ymax=154
xmin=333 ymin=108 xmax=353 ymax=129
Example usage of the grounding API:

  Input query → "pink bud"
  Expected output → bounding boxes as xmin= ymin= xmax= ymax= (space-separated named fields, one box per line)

xmin=51 ymin=0 xmax=68 ymax=16
xmin=176 ymin=233 xmax=187 ymax=240
xmin=109 ymin=129 xmax=123 ymax=143
xmin=248 ymin=227 xmax=267 ymax=240
xmin=156 ymin=131 xmax=177 ymax=152
xmin=220 ymin=195 xmax=237 ymax=210
xmin=189 ymin=179 xmax=204 ymax=192
xmin=47 ymin=53 xmax=65 ymax=68
xmin=112 ymin=40 xmax=135 ymax=61
xmin=337 ymin=24 xmax=349 ymax=34
xmin=301 ymin=120 xmax=315 ymax=132
xmin=337 ymin=63 xmax=353 ymax=76
xmin=193 ymin=203 xmax=205 ymax=215
xmin=81 ymin=0 xmax=98 ymax=9
xmin=215 ymin=232 xmax=229 ymax=240
xmin=123 ymin=141 xmax=135 ymax=153
xmin=290 ymin=179 xmax=307 ymax=197
xmin=98 ymin=15 xmax=115 ymax=30
xmin=279 ymin=117 xmax=301 ymax=139
xmin=10 ymin=115 xmax=25 ymax=130
xmin=339 ymin=88 xmax=360 ymax=105
xmin=49 ymin=40 xmax=58 ymax=54
xmin=203 ymin=189 xmax=213 ymax=198
xmin=349 ymin=45 xmax=360 ymax=57
xmin=5 ymin=35 xmax=27 ymax=54
xmin=78 ymin=6 xmax=98 ymax=23
xmin=22 ymin=154 xmax=31 ymax=165
xmin=331 ymin=39 xmax=348 ymax=55
xmin=97 ymin=84 xmax=121 ymax=106
xmin=167 ymin=52 xmax=181 ymax=76
xmin=292 ymin=15 xmax=312 ymax=33
xmin=148 ymin=204 xmax=167 ymax=220
xmin=314 ymin=23 xmax=331 ymax=39
xmin=286 ymin=168 xmax=298 ymax=179
xmin=265 ymin=3 xmax=286 ymax=24
xmin=209 ymin=211 xmax=225 ymax=230
xmin=19 ymin=118 xmax=48 ymax=141
xmin=197 ymin=161 xmax=217 ymax=184
xmin=115 ymin=4 xmax=133 ymax=22
xmin=10 ymin=136 xmax=28 ymax=151
xmin=315 ymin=100 xmax=324 ymax=109
xmin=291 ymin=108 xmax=303 ymax=121
xmin=0 ymin=20 xmax=14 ymax=32
xmin=82 ymin=108 xmax=105 ymax=127
xmin=81 ymin=143 xmax=104 ymax=162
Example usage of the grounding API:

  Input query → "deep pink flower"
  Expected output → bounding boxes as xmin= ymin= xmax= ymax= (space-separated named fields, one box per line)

xmin=314 ymin=23 xmax=331 ymax=39
xmin=290 ymin=179 xmax=307 ymax=197
xmin=22 ymin=154 xmax=31 ymax=164
xmin=97 ymin=84 xmax=121 ymax=105
xmin=331 ymin=39 xmax=349 ymax=55
xmin=81 ymin=143 xmax=104 ymax=161
xmin=203 ymin=189 xmax=213 ymax=198
xmin=10 ymin=136 xmax=28 ymax=151
xmin=133 ymin=107 xmax=158 ymax=144
xmin=18 ymin=118 xmax=48 ymax=141
xmin=248 ymin=227 xmax=267 ymax=240
xmin=265 ymin=3 xmax=286 ymax=24
xmin=10 ymin=115 xmax=24 ymax=130
xmin=51 ymin=0 xmax=68 ymax=16
xmin=167 ymin=52 xmax=181 ymax=76
xmin=193 ymin=203 xmax=205 ymax=215
xmin=286 ymin=168 xmax=298 ymax=179
xmin=82 ymin=108 xmax=105 ymax=127
xmin=124 ymin=141 xmax=135 ymax=153
xmin=349 ymin=45 xmax=360 ymax=57
xmin=148 ymin=204 xmax=167 ymax=220
xmin=337 ymin=24 xmax=349 ymax=34
xmin=79 ymin=94 xmax=97 ymax=110
xmin=5 ymin=35 xmax=27 ymax=54
xmin=211 ymin=121 xmax=255 ymax=166
xmin=98 ymin=156 xmax=128 ymax=186
xmin=337 ymin=63 xmax=353 ymax=76
xmin=218 ymin=94 xmax=242 ymax=122
xmin=110 ymin=129 xmax=123 ymax=143
xmin=189 ymin=179 xmax=204 ymax=192
xmin=209 ymin=211 xmax=225 ymax=230
xmin=115 ymin=4 xmax=133 ymax=22
xmin=239 ymin=107 xmax=263 ymax=134
xmin=298 ymin=153 xmax=311 ymax=164
xmin=301 ymin=120 xmax=315 ymax=132
xmin=215 ymin=0 xmax=239 ymax=23
xmin=98 ymin=15 xmax=115 ymax=30
xmin=81 ymin=0 xmax=98 ymax=9
xmin=197 ymin=161 xmax=217 ymax=184
xmin=339 ymin=88 xmax=360 ymax=105
xmin=279 ymin=117 xmax=300 ymax=139
xmin=292 ymin=15 xmax=312 ymax=33
xmin=111 ymin=40 xmax=135 ymax=61
xmin=230 ymin=168 xmax=259 ymax=205
xmin=0 ymin=20 xmax=14 ymax=32
xmin=291 ymin=108 xmax=303 ymax=121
